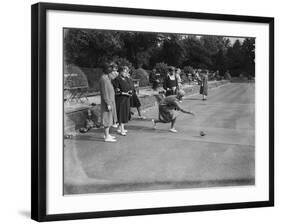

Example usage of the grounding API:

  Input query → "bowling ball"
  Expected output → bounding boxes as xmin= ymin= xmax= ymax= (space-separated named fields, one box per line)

xmin=200 ymin=131 xmax=206 ymax=136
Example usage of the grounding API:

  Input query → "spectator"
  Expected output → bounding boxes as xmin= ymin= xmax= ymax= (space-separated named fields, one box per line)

xmin=163 ymin=66 xmax=178 ymax=96
xmin=99 ymin=62 xmax=118 ymax=142
xmin=188 ymin=73 xmax=192 ymax=85
xmin=112 ymin=65 xmax=131 ymax=136
xmin=224 ymin=70 xmax=232 ymax=80
xmin=200 ymin=70 xmax=208 ymax=100
xmin=175 ymin=68 xmax=182 ymax=89
xmin=149 ymin=68 xmax=161 ymax=91
xmin=194 ymin=70 xmax=201 ymax=84
xmin=126 ymin=70 xmax=146 ymax=119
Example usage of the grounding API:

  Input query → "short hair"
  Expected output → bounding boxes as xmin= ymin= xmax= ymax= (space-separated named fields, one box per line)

xmin=102 ymin=61 xmax=117 ymax=73
xmin=168 ymin=66 xmax=175 ymax=72
xmin=177 ymin=89 xmax=185 ymax=100
xmin=118 ymin=65 xmax=129 ymax=73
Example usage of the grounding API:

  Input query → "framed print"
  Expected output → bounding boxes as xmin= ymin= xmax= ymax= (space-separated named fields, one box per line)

xmin=31 ymin=2 xmax=274 ymax=222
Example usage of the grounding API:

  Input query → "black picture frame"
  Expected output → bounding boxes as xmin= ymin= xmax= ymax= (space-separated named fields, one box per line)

xmin=31 ymin=2 xmax=274 ymax=222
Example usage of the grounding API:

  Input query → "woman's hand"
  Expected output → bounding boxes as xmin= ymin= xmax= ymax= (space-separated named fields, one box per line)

xmin=121 ymin=92 xmax=131 ymax=96
xmin=189 ymin=111 xmax=195 ymax=116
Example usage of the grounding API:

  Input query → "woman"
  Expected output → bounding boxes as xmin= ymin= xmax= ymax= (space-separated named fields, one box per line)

xmin=112 ymin=65 xmax=131 ymax=136
xmin=200 ymin=70 xmax=208 ymax=100
xmin=126 ymin=70 xmax=145 ymax=119
xmin=152 ymin=90 xmax=194 ymax=133
xmin=99 ymin=62 xmax=118 ymax=142
xmin=163 ymin=66 xmax=178 ymax=96
xmin=149 ymin=68 xmax=161 ymax=91
xmin=175 ymin=68 xmax=182 ymax=88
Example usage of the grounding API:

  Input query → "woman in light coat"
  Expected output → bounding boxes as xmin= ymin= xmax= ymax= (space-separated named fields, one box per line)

xmin=99 ymin=62 xmax=118 ymax=142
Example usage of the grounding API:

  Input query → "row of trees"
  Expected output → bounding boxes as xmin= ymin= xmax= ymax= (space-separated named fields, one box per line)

xmin=64 ymin=29 xmax=255 ymax=77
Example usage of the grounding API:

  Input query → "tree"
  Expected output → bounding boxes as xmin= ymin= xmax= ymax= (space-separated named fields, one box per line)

xmin=155 ymin=62 xmax=169 ymax=79
xmin=64 ymin=28 xmax=255 ymax=79
xmin=215 ymin=49 xmax=226 ymax=75
xmin=225 ymin=40 xmax=244 ymax=76
xmin=182 ymin=36 xmax=211 ymax=69
xmin=241 ymin=38 xmax=255 ymax=76
xmin=64 ymin=29 xmax=123 ymax=67
xmin=119 ymin=32 xmax=159 ymax=68
xmin=160 ymin=34 xmax=186 ymax=67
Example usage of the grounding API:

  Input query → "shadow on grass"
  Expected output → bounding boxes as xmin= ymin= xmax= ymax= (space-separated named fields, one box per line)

xmin=183 ymin=98 xmax=202 ymax=101
xmin=130 ymin=117 xmax=155 ymax=122
xmin=125 ymin=124 xmax=171 ymax=134
xmin=72 ymin=133 xmax=104 ymax=142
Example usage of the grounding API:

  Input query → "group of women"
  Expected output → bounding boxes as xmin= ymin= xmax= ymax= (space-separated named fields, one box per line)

xmin=163 ymin=66 xmax=208 ymax=100
xmin=100 ymin=63 xmax=206 ymax=142
xmin=99 ymin=62 xmax=144 ymax=142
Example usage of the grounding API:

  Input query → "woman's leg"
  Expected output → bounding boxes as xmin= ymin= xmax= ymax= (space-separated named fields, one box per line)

xmin=118 ymin=123 xmax=127 ymax=135
xmin=152 ymin=119 xmax=158 ymax=129
xmin=137 ymin=107 xmax=146 ymax=119
xmin=169 ymin=118 xmax=177 ymax=133
xmin=153 ymin=119 xmax=161 ymax=124
xmin=104 ymin=126 xmax=116 ymax=142
xmin=104 ymin=126 xmax=110 ymax=138
xmin=120 ymin=123 xmax=124 ymax=132
xmin=137 ymin=107 xmax=141 ymax=116
xmin=171 ymin=118 xmax=176 ymax=129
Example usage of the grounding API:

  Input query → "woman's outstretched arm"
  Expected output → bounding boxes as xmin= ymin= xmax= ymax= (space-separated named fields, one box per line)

xmin=173 ymin=101 xmax=195 ymax=115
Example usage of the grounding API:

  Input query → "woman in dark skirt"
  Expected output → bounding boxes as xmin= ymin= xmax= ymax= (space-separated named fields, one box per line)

xmin=126 ymin=71 xmax=145 ymax=119
xmin=163 ymin=66 xmax=178 ymax=96
xmin=149 ymin=68 xmax=161 ymax=91
xmin=200 ymin=71 xmax=208 ymax=100
xmin=112 ymin=66 xmax=131 ymax=136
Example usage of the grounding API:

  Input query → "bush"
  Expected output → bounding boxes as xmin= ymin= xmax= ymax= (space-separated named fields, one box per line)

xmin=183 ymin=66 xmax=194 ymax=75
xmin=112 ymin=57 xmax=135 ymax=73
xmin=155 ymin=62 xmax=169 ymax=79
xmin=64 ymin=64 xmax=89 ymax=88
xmin=132 ymin=68 xmax=149 ymax=87
xmin=80 ymin=67 xmax=103 ymax=92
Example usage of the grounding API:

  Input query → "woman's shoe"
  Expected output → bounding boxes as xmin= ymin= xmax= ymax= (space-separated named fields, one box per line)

xmin=103 ymin=134 xmax=116 ymax=139
xmin=119 ymin=131 xmax=127 ymax=136
xmin=117 ymin=129 xmax=128 ymax=134
xmin=169 ymin=128 xmax=178 ymax=133
xmin=112 ymin=123 xmax=118 ymax=128
xmin=104 ymin=137 xmax=117 ymax=142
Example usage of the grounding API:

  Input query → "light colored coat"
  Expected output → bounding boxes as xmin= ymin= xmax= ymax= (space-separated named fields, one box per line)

xmin=99 ymin=74 xmax=117 ymax=127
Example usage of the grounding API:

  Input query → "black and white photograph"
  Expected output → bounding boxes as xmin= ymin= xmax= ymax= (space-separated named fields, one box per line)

xmin=29 ymin=2 xmax=274 ymax=222
xmin=1 ymin=0 xmax=279 ymax=223
xmin=63 ymin=28 xmax=256 ymax=195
